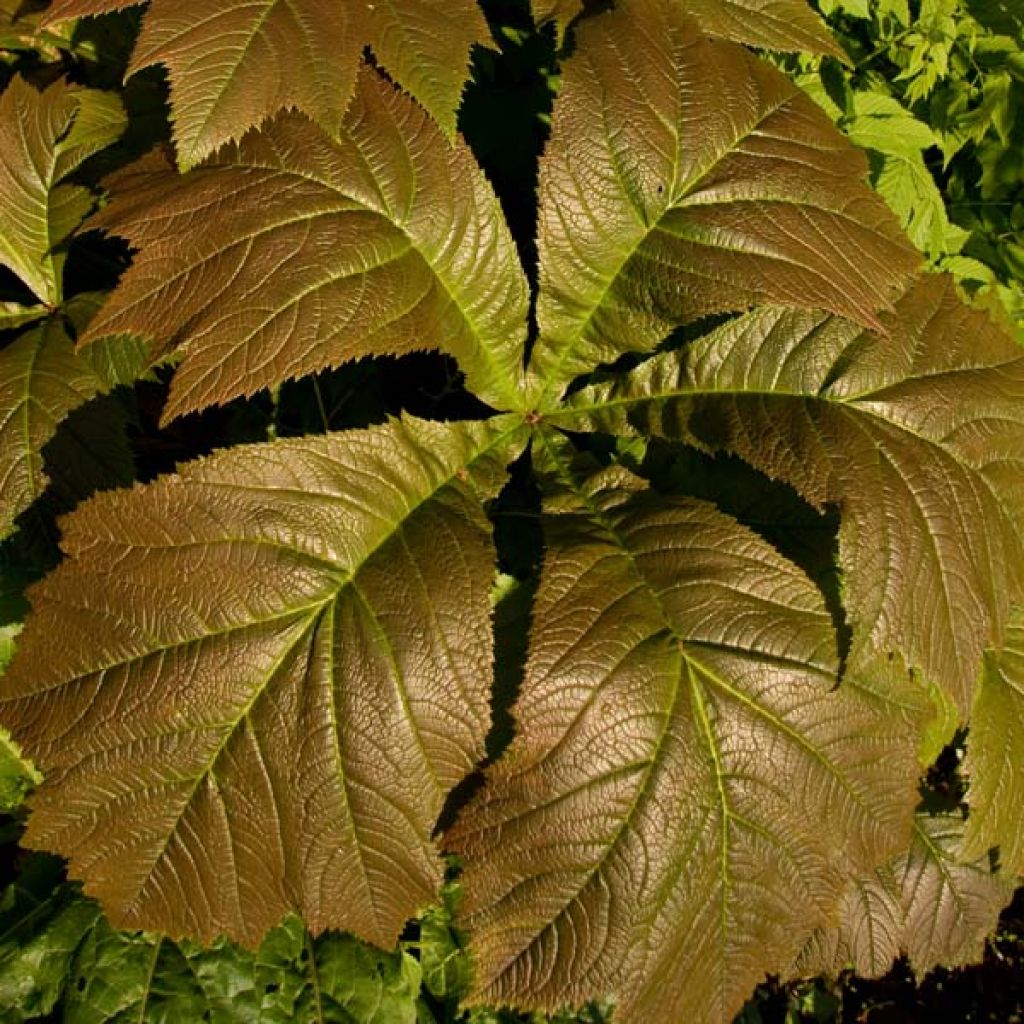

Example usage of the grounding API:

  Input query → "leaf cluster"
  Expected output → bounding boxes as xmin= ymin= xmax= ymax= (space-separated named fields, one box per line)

xmin=0 ymin=2 xmax=1023 ymax=1023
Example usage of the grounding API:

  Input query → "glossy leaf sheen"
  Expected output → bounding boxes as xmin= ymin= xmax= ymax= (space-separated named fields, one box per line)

xmin=797 ymin=814 xmax=1015 ymax=978
xmin=2 ymin=415 xmax=523 ymax=947
xmin=42 ymin=0 xmax=489 ymax=166
xmin=961 ymin=607 xmax=1024 ymax=873
xmin=0 ymin=77 xmax=125 ymax=305
xmin=79 ymin=71 xmax=530 ymax=421
xmin=448 ymin=462 xmax=924 ymax=1024
xmin=529 ymin=0 xmax=916 ymax=399
xmin=0 ymin=318 xmax=147 ymax=539
xmin=556 ymin=276 xmax=1024 ymax=713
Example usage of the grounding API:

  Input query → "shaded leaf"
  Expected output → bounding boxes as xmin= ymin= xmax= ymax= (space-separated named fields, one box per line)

xmin=0 ymin=415 xmax=525 ymax=947
xmin=0 ymin=78 xmax=126 ymax=305
xmin=43 ymin=0 xmax=489 ymax=167
xmin=79 ymin=71 xmax=530 ymax=421
xmin=447 ymin=440 xmax=925 ymax=1024
xmin=961 ymin=607 xmax=1024 ymax=874
xmin=0 ymin=303 xmax=49 ymax=332
xmin=64 ymin=914 xmax=422 ymax=1023
xmin=0 ymin=318 xmax=147 ymax=539
xmin=796 ymin=813 xmax=1016 ymax=978
xmin=0 ymin=722 xmax=40 ymax=813
xmin=529 ymin=0 xmax=916 ymax=401
xmin=0 ymin=858 xmax=100 ymax=1021
xmin=554 ymin=276 xmax=1024 ymax=714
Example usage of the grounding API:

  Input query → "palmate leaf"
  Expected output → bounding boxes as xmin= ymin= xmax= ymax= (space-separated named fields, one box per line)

xmin=554 ymin=275 xmax=1024 ymax=715
xmin=528 ymin=0 xmax=916 ymax=402
xmin=0 ymin=316 xmax=147 ymax=539
xmin=530 ymin=0 xmax=840 ymax=53
xmin=0 ymin=414 xmax=525 ymax=947
xmin=796 ymin=813 xmax=1016 ymax=979
xmin=77 ymin=69 xmax=531 ymax=421
xmin=0 ymin=77 xmax=126 ymax=306
xmin=42 ymin=0 xmax=489 ymax=167
xmin=961 ymin=607 xmax=1024 ymax=874
xmin=446 ymin=436 xmax=926 ymax=1024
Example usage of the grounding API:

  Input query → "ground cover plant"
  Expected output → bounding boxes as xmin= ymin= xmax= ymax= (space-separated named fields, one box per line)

xmin=0 ymin=0 xmax=1023 ymax=1022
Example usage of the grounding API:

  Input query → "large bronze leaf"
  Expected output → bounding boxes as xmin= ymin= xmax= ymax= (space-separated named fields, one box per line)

xmin=553 ymin=276 xmax=1024 ymax=714
xmin=42 ymin=0 xmax=489 ymax=167
xmin=446 ymin=438 xmax=925 ymax=1024
xmin=528 ymin=0 xmax=915 ymax=401
xmin=0 ymin=415 xmax=525 ymax=947
xmin=78 ymin=70 xmax=531 ymax=422
xmin=0 ymin=77 xmax=125 ymax=305
xmin=531 ymin=0 xmax=839 ymax=52
xmin=796 ymin=813 xmax=1015 ymax=978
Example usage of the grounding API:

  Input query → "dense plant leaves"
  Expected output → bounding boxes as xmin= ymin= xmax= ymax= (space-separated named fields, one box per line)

xmin=0 ymin=858 xmax=101 ymax=1021
xmin=554 ymin=276 xmax=1024 ymax=715
xmin=961 ymin=608 xmax=1024 ymax=874
xmin=42 ymin=0 xmax=489 ymax=167
xmin=0 ymin=302 xmax=49 ymax=331
xmin=796 ymin=814 xmax=1016 ymax=979
xmin=0 ymin=77 xmax=126 ymax=306
xmin=0 ymin=414 xmax=525 ymax=947
xmin=62 ymin=914 xmax=422 ymax=1023
xmin=528 ymin=0 xmax=916 ymax=401
xmin=0 ymin=0 xmax=76 ymax=56
xmin=447 ymin=442 xmax=925 ymax=1024
xmin=0 ymin=317 xmax=146 ymax=539
xmin=78 ymin=70 xmax=530 ymax=421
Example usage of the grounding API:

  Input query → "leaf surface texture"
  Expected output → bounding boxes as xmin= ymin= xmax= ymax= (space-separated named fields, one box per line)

xmin=43 ymin=0 xmax=489 ymax=166
xmin=447 ymin=449 xmax=924 ymax=1024
xmin=1 ymin=415 xmax=523 ymax=946
xmin=79 ymin=71 xmax=530 ymax=421
xmin=797 ymin=814 xmax=1015 ymax=978
xmin=555 ymin=276 xmax=1024 ymax=713
xmin=529 ymin=0 xmax=915 ymax=399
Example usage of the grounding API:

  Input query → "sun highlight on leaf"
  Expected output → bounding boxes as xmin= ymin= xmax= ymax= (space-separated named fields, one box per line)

xmin=42 ymin=0 xmax=490 ymax=167
xmin=1 ymin=415 xmax=524 ymax=947
xmin=447 ymin=436 xmax=926 ymax=1024
xmin=77 ymin=69 xmax=531 ymax=422
xmin=554 ymin=276 xmax=1024 ymax=714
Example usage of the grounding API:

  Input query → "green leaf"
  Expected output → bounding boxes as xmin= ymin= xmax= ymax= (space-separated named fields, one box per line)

xmin=43 ymin=0 xmax=490 ymax=167
xmin=961 ymin=607 xmax=1024 ymax=874
xmin=528 ymin=0 xmax=917 ymax=402
xmin=553 ymin=276 xmax=1024 ymax=716
xmin=447 ymin=438 xmax=926 ymax=1024
xmin=873 ymin=153 xmax=953 ymax=256
xmin=0 ymin=318 xmax=147 ymax=540
xmin=843 ymin=91 xmax=940 ymax=157
xmin=0 ymin=303 xmax=49 ymax=332
xmin=0 ymin=860 xmax=101 ymax=1021
xmin=796 ymin=813 xmax=1016 ymax=978
xmin=0 ymin=415 xmax=525 ymax=947
xmin=64 ymin=914 xmax=422 ymax=1023
xmin=0 ymin=77 xmax=126 ymax=305
xmin=79 ymin=71 xmax=531 ymax=421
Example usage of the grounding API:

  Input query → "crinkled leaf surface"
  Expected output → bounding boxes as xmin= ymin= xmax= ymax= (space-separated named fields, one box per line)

xmin=79 ymin=70 xmax=530 ymax=421
xmin=796 ymin=814 xmax=1015 ymax=979
xmin=43 ymin=0 xmax=489 ymax=167
xmin=554 ymin=276 xmax=1024 ymax=714
xmin=961 ymin=607 xmax=1024 ymax=874
xmin=532 ymin=0 xmax=838 ymax=52
xmin=0 ymin=77 xmax=126 ymax=305
xmin=0 ymin=318 xmax=147 ymax=539
xmin=0 ymin=414 xmax=525 ymax=947
xmin=528 ymin=0 xmax=915 ymax=401
xmin=447 ymin=441 xmax=924 ymax=1024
